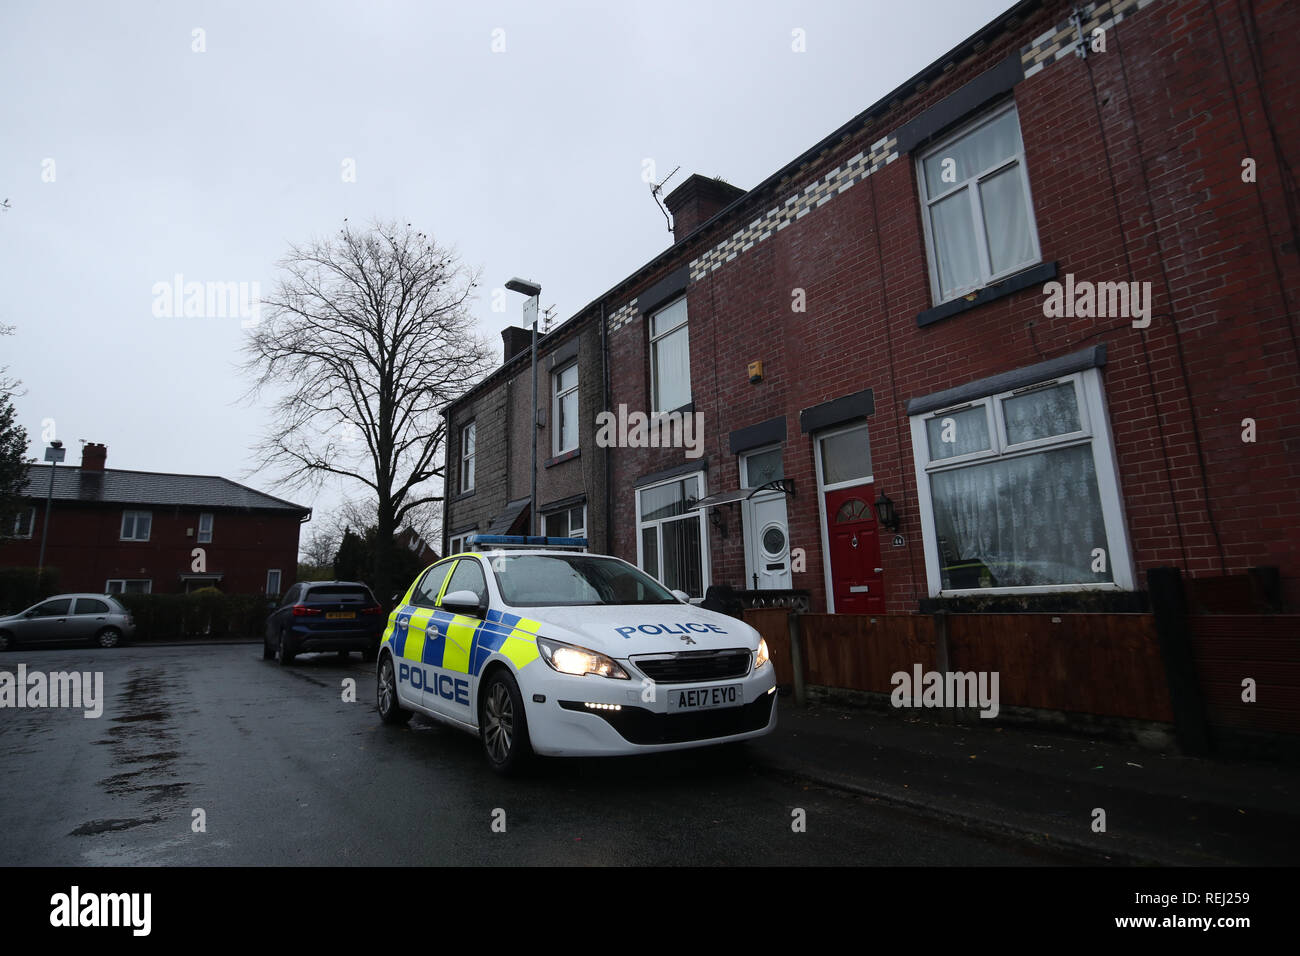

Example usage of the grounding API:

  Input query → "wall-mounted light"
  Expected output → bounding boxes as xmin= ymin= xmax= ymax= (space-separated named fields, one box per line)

xmin=874 ymin=492 xmax=900 ymax=532
xmin=748 ymin=360 xmax=763 ymax=384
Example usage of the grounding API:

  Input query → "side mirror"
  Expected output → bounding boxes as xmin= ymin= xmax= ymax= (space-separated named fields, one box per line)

xmin=441 ymin=589 xmax=485 ymax=618
xmin=671 ymin=590 xmax=691 ymax=603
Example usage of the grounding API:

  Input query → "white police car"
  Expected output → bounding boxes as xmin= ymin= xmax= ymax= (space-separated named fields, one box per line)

xmin=375 ymin=535 xmax=777 ymax=772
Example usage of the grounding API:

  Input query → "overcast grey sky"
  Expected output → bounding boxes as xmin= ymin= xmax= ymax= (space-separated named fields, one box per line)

xmin=1 ymin=0 xmax=1011 ymax=545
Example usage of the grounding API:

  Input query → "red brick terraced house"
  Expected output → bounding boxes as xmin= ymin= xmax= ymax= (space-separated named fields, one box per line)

xmin=596 ymin=0 xmax=1300 ymax=615
xmin=5 ymin=442 xmax=310 ymax=598
xmin=446 ymin=0 xmax=1298 ymax=618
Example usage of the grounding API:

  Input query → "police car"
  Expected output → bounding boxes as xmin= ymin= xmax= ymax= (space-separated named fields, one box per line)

xmin=375 ymin=535 xmax=777 ymax=772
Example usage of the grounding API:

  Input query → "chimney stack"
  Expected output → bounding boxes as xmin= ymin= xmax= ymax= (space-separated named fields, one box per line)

xmin=501 ymin=325 xmax=533 ymax=364
xmin=81 ymin=442 xmax=107 ymax=471
xmin=664 ymin=174 xmax=746 ymax=244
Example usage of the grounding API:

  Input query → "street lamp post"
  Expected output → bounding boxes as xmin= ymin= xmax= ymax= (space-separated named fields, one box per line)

xmin=36 ymin=440 xmax=66 ymax=584
xmin=506 ymin=277 xmax=542 ymax=536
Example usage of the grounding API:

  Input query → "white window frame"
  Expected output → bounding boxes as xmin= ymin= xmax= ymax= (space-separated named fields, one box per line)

xmin=11 ymin=506 xmax=35 ymax=538
xmin=197 ymin=512 xmax=214 ymax=543
xmin=106 ymin=579 xmax=152 ymax=594
xmin=266 ymin=569 xmax=282 ymax=596
xmin=460 ymin=422 xmax=476 ymax=494
xmin=908 ymin=367 xmax=1134 ymax=597
xmin=634 ymin=471 xmax=710 ymax=600
xmin=543 ymin=503 xmax=586 ymax=541
xmin=812 ymin=421 xmax=875 ymax=615
xmin=649 ymin=297 xmax=690 ymax=414
xmin=552 ymin=361 xmax=579 ymax=456
xmin=448 ymin=533 xmax=471 ymax=555
xmin=120 ymin=510 xmax=152 ymax=542
xmin=916 ymin=100 xmax=1042 ymax=305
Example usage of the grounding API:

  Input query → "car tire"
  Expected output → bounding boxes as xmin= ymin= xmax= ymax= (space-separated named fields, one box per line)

xmin=480 ymin=669 xmax=532 ymax=775
xmin=376 ymin=655 xmax=411 ymax=725
xmin=95 ymin=627 xmax=123 ymax=649
xmin=276 ymin=631 xmax=296 ymax=666
xmin=262 ymin=636 xmax=274 ymax=660
xmin=0 ymin=630 xmax=13 ymax=652
xmin=336 ymin=650 xmax=351 ymax=662
xmin=361 ymin=645 xmax=378 ymax=663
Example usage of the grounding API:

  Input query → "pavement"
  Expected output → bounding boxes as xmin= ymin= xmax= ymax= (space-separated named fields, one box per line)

xmin=748 ymin=693 xmax=1300 ymax=866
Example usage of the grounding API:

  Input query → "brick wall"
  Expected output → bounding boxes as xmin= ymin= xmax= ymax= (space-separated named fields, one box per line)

xmin=3 ymin=502 xmax=301 ymax=595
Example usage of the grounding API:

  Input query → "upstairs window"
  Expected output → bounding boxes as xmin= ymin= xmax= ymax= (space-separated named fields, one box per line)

xmin=121 ymin=510 xmax=152 ymax=541
xmin=649 ymin=297 xmax=690 ymax=413
xmin=11 ymin=507 xmax=35 ymax=538
xmin=197 ymin=512 xmax=214 ymax=543
xmin=918 ymin=102 xmax=1040 ymax=304
xmin=553 ymin=362 xmax=579 ymax=455
xmin=460 ymin=422 xmax=476 ymax=494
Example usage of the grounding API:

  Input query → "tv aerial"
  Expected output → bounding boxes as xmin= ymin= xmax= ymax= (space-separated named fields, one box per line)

xmin=650 ymin=165 xmax=681 ymax=233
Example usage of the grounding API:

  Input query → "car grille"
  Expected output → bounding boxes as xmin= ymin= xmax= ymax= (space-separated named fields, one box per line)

xmin=632 ymin=649 xmax=752 ymax=684
xmin=560 ymin=694 xmax=776 ymax=745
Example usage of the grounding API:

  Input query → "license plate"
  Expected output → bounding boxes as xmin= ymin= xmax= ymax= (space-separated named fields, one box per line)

xmin=326 ymin=611 xmax=356 ymax=620
xmin=667 ymin=684 xmax=743 ymax=712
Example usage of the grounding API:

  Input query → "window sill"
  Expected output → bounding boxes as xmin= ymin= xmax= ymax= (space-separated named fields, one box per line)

xmin=452 ymin=490 xmax=475 ymax=503
xmin=545 ymin=449 xmax=580 ymax=468
xmin=917 ymin=261 xmax=1057 ymax=328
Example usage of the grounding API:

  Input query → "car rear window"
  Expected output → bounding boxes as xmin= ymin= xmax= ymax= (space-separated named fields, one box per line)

xmin=305 ymin=586 xmax=374 ymax=604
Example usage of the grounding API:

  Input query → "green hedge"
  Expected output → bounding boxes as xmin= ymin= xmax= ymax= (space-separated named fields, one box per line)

xmin=115 ymin=592 xmax=270 ymax=642
xmin=0 ymin=567 xmax=62 ymax=614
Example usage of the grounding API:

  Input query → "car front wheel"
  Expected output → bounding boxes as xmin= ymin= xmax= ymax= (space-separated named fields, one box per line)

xmin=377 ymin=656 xmax=411 ymax=725
xmin=480 ymin=670 xmax=532 ymax=774
xmin=0 ymin=631 xmax=13 ymax=652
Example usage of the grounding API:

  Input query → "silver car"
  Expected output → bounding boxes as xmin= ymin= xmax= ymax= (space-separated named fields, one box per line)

xmin=0 ymin=594 xmax=135 ymax=650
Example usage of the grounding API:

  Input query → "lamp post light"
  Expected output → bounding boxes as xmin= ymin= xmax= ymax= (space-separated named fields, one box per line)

xmin=36 ymin=440 xmax=66 ymax=583
xmin=505 ymin=277 xmax=542 ymax=536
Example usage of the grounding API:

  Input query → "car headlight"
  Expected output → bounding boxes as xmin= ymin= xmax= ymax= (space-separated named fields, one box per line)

xmin=754 ymin=638 xmax=770 ymax=669
xmin=536 ymin=636 xmax=630 ymax=679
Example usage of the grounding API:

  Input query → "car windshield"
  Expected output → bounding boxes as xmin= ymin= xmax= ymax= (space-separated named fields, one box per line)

xmin=489 ymin=554 xmax=679 ymax=607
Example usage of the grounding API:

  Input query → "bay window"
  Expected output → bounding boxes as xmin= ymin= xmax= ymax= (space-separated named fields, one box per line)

xmin=909 ymin=368 xmax=1132 ymax=595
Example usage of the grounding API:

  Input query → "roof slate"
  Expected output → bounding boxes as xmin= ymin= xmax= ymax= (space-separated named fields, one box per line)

xmin=22 ymin=465 xmax=310 ymax=515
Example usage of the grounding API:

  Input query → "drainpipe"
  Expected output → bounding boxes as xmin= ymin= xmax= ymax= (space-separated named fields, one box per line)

xmin=601 ymin=301 xmax=611 ymax=554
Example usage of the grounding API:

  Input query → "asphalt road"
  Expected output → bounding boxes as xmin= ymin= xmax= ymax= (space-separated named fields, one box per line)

xmin=0 ymin=644 xmax=1090 ymax=865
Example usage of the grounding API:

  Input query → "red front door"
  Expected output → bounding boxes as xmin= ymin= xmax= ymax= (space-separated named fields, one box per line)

xmin=824 ymin=485 xmax=885 ymax=614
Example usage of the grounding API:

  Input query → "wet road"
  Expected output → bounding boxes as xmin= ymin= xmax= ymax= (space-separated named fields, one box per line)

xmin=0 ymin=644 xmax=1089 ymax=865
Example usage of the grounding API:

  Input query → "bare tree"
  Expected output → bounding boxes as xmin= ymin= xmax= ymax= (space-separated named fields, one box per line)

xmin=243 ymin=220 xmax=492 ymax=603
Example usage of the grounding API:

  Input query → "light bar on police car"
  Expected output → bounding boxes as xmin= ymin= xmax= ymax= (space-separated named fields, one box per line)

xmin=466 ymin=534 xmax=588 ymax=550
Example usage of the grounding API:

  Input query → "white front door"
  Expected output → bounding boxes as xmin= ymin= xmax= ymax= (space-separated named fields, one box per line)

xmin=740 ymin=447 xmax=791 ymax=590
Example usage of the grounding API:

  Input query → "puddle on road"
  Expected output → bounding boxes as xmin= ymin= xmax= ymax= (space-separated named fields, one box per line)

xmin=69 ymin=816 xmax=163 ymax=836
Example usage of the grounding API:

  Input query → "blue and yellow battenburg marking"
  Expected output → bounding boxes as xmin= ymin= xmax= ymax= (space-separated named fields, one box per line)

xmin=382 ymin=603 xmax=541 ymax=676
